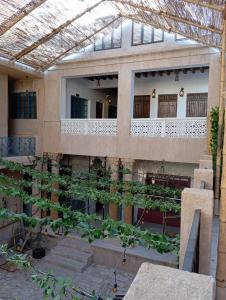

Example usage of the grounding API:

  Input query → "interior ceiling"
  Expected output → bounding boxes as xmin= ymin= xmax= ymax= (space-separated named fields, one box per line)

xmin=0 ymin=0 xmax=224 ymax=72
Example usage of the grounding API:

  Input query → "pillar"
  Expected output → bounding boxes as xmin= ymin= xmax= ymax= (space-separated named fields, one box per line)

xmin=45 ymin=153 xmax=62 ymax=220
xmin=0 ymin=74 xmax=8 ymax=136
xmin=32 ymin=160 xmax=42 ymax=218
xmin=122 ymin=158 xmax=135 ymax=225
xmin=179 ymin=188 xmax=214 ymax=275
xmin=107 ymin=157 xmax=119 ymax=221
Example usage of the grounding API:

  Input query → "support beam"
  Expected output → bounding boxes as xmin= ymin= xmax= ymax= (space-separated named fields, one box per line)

xmin=13 ymin=0 xmax=104 ymax=60
xmin=112 ymin=0 xmax=222 ymax=34
xmin=41 ymin=16 xmax=121 ymax=70
xmin=183 ymin=0 xmax=224 ymax=12
xmin=0 ymin=0 xmax=47 ymax=36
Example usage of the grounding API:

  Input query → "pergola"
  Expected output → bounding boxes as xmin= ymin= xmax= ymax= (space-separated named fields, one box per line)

xmin=0 ymin=0 xmax=226 ymax=294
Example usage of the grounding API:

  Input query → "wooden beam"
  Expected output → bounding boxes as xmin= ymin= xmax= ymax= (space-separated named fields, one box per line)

xmin=0 ymin=0 xmax=47 ymax=36
xmin=113 ymin=0 xmax=222 ymax=34
xmin=124 ymin=14 xmax=220 ymax=49
xmin=183 ymin=0 xmax=224 ymax=12
xmin=13 ymin=0 xmax=104 ymax=60
xmin=41 ymin=16 xmax=121 ymax=70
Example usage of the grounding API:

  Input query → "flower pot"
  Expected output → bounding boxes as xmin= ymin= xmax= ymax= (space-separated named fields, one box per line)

xmin=32 ymin=247 xmax=45 ymax=259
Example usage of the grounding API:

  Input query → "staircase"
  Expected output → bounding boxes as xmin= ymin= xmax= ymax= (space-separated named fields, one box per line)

xmin=38 ymin=233 xmax=93 ymax=279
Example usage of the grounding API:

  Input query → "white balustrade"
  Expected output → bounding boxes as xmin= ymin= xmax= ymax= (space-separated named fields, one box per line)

xmin=61 ymin=119 xmax=117 ymax=136
xmin=131 ymin=118 xmax=207 ymax=138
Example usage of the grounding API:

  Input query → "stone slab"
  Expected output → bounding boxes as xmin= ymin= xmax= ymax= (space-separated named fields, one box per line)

xmin=123 ymin=263 xmax=216 ymax=300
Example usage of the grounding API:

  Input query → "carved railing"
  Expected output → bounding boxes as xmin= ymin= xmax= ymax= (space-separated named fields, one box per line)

xmin=131 ymin=118 xmax=207 ymax=138
xmin=0 ymin=137 xmax=36 ymax=157
xmin=61 ymin=119 xmax=117 ymax=136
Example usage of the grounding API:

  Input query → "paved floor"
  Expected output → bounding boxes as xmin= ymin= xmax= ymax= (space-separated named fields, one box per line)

xmin=0 ymin=262 xmax=134 ymax=300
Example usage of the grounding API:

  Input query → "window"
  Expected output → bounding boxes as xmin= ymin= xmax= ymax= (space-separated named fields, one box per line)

xmin=71 ymin=96 xmax=88 ymax=118
xmin=186 ymin=93 xmax=208 ymax=117
xmin=94 ymin=20 xmax=122 ymax=51
xmin=132 ymin=22 xmax=164 ymax=45
xmin=158 ymin=94 xmax=177 ymax=118
xmin=9 ymin=91 xmax=37 ymax=119
xmin=134 ymin=95 xmax=150 ymax=118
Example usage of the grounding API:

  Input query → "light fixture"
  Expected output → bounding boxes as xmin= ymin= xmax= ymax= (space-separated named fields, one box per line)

xmin=113 ymin=271 xmax=118 ymax=293
xmin=179 ymin=88 xmax=184 ymax=97
xmin=152 ymin=89 xmax=156 ymax=98
xmin=104 ymin=95 xmax=111 ymax=104
xmin=122 ymin=249 xmax=127 ymax=265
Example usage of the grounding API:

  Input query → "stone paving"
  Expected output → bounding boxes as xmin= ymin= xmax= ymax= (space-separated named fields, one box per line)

xmin=0 ymin=261 xmax=134 ymax=300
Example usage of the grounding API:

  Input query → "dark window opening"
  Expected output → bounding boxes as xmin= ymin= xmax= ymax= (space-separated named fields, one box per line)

xmin=71 ymin=95 xmax=88 ymax=119
xmin=9 ymin=91 xmax=37 ymax=119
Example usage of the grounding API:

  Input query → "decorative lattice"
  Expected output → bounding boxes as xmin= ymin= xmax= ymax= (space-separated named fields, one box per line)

xmin=131 ymin=118 xmax=207 ymax=138
xmin=61 ymin=119 xmax=117 ymax=136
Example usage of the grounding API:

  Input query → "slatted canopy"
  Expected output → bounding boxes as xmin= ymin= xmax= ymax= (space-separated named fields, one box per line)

xmin=0 ymin=0 xmax=224 ymax=71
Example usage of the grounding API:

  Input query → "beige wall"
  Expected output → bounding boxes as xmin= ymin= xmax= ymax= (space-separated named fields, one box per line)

xmin=8 ymin=78 xmax=45 ymax=155
xmin=0 ymin=73 xmax=8 ymax=136
xmin=42 ymin=46 xmax=219 ymax=163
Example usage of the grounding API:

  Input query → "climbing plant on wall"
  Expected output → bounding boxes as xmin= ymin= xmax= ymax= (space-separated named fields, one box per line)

xmin=0 ymin=157 xmax=181 ymax=299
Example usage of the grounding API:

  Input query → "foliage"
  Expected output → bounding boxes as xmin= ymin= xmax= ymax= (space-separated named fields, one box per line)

xmin=210 ymin=106 xmax=219 ymax=175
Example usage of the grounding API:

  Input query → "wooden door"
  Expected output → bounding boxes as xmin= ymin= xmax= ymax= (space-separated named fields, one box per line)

xmin=158 ymin=94 xmax=177 ymax=118
xmin=134 ymin=95 xmax=150 ymax=118
xmin=96 ymin=102 xmax=103 ymax=118
xmin=186 ymin=93 xmax=208 ymax=117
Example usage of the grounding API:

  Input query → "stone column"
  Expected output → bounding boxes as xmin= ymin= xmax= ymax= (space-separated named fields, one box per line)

xmin=32 ymin=160 xmax=42 ymax=218
xmin=107 ymin=157 xmax=119 ymax=221
xmin=0 ymin=74 xmax=8 ymax=136
xmin=45 ymin=153 xmax=62 ymax=220
xmin=122 ymin=158 xmax=135 ymax=225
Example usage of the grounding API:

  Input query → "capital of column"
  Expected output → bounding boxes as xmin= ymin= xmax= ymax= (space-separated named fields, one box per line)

xmin=121 ymin=158 xmax=135 ymax=169
xmin=43 ymin=152 xmax=63 ymax=163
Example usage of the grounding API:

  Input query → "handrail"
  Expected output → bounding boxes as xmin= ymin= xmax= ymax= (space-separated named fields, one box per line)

xmin=182 ymin=209 xmax=201 ymax=272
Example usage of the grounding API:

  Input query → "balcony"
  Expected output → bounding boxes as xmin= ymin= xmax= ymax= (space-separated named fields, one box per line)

xmin=61 ymin=119 xmax=117 ymax=136
xmin=131 ymin=118 xmax=207 ymax=138
xmin=0 ymin=137 xmax=36 ymax=157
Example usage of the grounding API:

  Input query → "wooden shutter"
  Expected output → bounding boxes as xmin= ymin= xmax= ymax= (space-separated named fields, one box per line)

xmin=158 ymin=94 xmax=177 ymax=118
xmin=134 ymin=95 xmax=150 ymax=118
xmin=96 ymin=102 xmax=103 ymax=118
xmin=186 ymin=93 xmax=208 ymax=117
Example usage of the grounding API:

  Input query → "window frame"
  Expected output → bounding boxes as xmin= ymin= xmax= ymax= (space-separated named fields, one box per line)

xmin=132 ymin=21 xmax=164 ymax=46
xmin=94 ymin=21 xmax=122 ymax=51
xmin=9 ymin=91 xmax=37 ymax=119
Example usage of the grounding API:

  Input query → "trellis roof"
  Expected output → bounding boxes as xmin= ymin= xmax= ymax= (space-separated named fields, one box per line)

xmin=0 ymin=0 xmax=224 ymax=71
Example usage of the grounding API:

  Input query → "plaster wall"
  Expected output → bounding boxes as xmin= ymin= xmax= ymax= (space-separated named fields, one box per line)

xmin=43 ymin=46 xmax=219 ymax=163
xmin=0 ymin=73 xmax=8 ymax=136
xmin=8 ymin=78 xmax=45 ymax=155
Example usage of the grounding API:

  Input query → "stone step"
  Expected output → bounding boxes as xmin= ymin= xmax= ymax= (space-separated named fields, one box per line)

xmin=51 ymin=245 xmax=93 ymax=264
xmin=43 ymin=253 xmax=86 ymax=273
xmin=37 ymin=261 xmax=77 ymax=279
xmin=57 ymin=237 xmax=92 ymax=254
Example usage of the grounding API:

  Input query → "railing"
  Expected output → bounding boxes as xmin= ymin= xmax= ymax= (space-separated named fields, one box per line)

xmin=61 ymin=119 xmax=117 ymax=136
xmin=131 ymin=117 xmax=207 ymax=138
xmin=182 ymin=209 xmax=201 ymax=273
xmin=0 ymin=137 xmax=36 ymax=157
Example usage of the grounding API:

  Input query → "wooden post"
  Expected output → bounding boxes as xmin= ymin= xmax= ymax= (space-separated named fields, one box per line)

xmin=122 ymin=158 xmax=135 ymax=225
xmin=216 ymin=3 xmax=226 ymax=298
xmin=107 ymin=157 xmax=119 ymax=221
xmin=215 ymin=4 xmax=226 ymax=200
